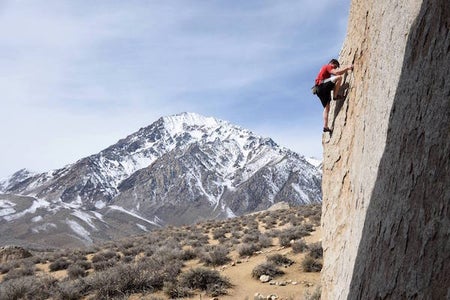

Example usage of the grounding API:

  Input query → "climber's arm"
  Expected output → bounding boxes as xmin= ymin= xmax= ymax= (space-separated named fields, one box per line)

xmin=331 ymin=65 xmax=354 ymax=76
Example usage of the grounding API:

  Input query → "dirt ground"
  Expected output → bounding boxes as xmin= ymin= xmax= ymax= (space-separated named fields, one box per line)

xmin=1 ymin=210 xmax=322 ymax=300
xmin=220 ymin=226 xmax=322 ymax=300
xmin=132 ymin=226 xmax=322 ymax=300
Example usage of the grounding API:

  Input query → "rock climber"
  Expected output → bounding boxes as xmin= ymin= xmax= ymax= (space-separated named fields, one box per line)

xmin=314 ymin=59 xmax=353 ymax=133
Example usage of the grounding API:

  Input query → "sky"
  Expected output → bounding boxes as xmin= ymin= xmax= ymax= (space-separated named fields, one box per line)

xmin=0 ymin=0 xmax=351 ymax=179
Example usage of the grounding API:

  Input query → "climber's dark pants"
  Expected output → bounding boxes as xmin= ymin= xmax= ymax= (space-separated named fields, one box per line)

xmin=316 ymin=81 xmax=336 ymax=108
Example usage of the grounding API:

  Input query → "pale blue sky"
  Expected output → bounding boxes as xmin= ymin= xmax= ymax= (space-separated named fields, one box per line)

xmin=0 ymin=0 xmax=351 ymax=178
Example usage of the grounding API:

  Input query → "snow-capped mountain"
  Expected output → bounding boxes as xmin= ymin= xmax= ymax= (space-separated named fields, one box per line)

xmin=0 ymin=112 xmax=321 ymax=248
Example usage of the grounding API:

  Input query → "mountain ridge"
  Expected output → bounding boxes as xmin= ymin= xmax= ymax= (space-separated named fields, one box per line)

xmin=0 ymin=112 xmax=321 ymax=248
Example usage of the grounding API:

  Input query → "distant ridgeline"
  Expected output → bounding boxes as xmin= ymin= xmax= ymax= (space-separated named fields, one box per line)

xmin=0 ymin=112 xmax=321 ymax=248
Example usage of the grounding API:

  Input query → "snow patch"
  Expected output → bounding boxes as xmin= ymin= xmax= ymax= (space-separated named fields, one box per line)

xmin=71 ymin=210 xmax=97 ymax=230
xmin=108 ymin=205 xmax=161 ymax=226
xmin=163 ymin=112 xmax=221 ymax=137
xmin=0 ymin=208 xmax=16 ymax=217
xmin=153 ymin=215 xmax=164 ymax=226
xmin=91 ymin=211 xmax=104 ymax=221
xmin=32 ymin=223 xmax=56 ymax=233
xmin=3 ymin=198 xmax=50 ymax=221
xmin=31 ymin=215 xmax=43 ymax=222
xmin=94 ymin=201 xmax=106 ymax=209
xmin=66 ymin=219 xmax=92 ymax=243
xmin=136 ymin=223 xmax=148 ymax=231
xmin=0 ymin=200 xmax=16 ymax=217
xmin=225 ymin=206 xmax=236 ymax=218
xmin=305 ymin=157 xmax=323 ymax=168
xmin=291 ymin=183 xmax=311 ymax=203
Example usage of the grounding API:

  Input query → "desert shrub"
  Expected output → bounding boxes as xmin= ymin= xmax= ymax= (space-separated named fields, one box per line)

xmin=267 ymin=209 xmax=283 ymax=219
xmin=46 ymin=251 xmax=65 ymax=262
xmin=217 ymin=236 xmax=227 ymax=244
xmin=278 ymin=218 xmax=289 ymax=227
xmin=121 ymin=246 xmax=142 ymax=257
xmin=258 ymin=234 xmax=273 ymax=248
xmin=247 ymin=219 xmax=259 ymax=230
xmin=231 ymin=230 xmax=242 ymax=239
xmin=302 ymin=256 xmax=323 ymax=272
xmin=67 ymin=264 xmax=86 ymax=279
xmin=118 ymin=240 xmax=135 ymax=250
xmin=251 ymin=262 xmax=285 ymax=279
xmin=302 ymin=206 xmax=318 ymax=218
xmin=87 ymin=260 xmax=182 ymax=298
xmin=199 ymin=245 xmax=231 ymax=267
xmin=230 ymin=237 xmax=241 ymax=245
xmin=93 ymin=259 xmax=117 ymax=271
xmin=66 ymin=253 xmax=86 ymax=263
xmin=55 ymin=279 xmax=89 ymax=300
xmin=82 ymin=246 xmax=98 ymax=255
xmin=267 ymin=254 xmax=294 ymax=267
xmin=163 ymin=281 xmax=193 ymax=298
xmin=152 ymin=245 xmax=184 ymax=262
xmin=305 ymin=286 xmax=322 ymax=300
xmin=91 ymin=250 xmax=120 ymax=263
xmin=264 ymin=219 xmax=278 ymax=230
xmin=265 ymin=228 xmax=280 ymax=238
xmin=0 ymin=262 xmax=13 ymax=274
xmin=237 ymin=243 xmax=261 ymax=257
xmin=74 ymin=260 xmax=92 ymax=270
xmin=91 ymin=250 xmax=120 ymax=271
xmin=121 ymin=255 xmax=134 ymax=263
xmin=87 ymin=265 xmax=134 ymax=298
xmin=180 ymin=248 xmax=197 ymax=261
xmin=142 ymin=244 xmax=156 ymax=257
xmin=292 ymin=239 xmax=308 ymax=253
xmin=49 ymin=258 xmax=70 ymax=272
xmin=3 ymin=264 xmax=36 ymax=281
xmin=302 ymin=223 xmax=314 ymax=232
xmin=278 ymin=226 xmax=311 ymax=247
xmin=137 ymin=257 xmax=183 ymax=287
xmin=212 ymin=227 xmax=228 ymax=240
xmin=179 ymin=267 xmax=231 ymax=296
xmin=184 ymin=232 xmax=209 ymax=247
xmin=0 ymin=275 xmax=57 ymax=300
xmin=30 ymin=255 xmax=46 ymax=264
xmin=287 ymin=214 xmax=304 ymax=226
xmin=242 ymin=231 xmax=260 ymax=243
xmin=256 ymin=211 xmax=269 ymax=220
xmin=308 ymin=242 xmax=323 ymax=259
xmin=310 ymin=213 xmax=321 ymax=226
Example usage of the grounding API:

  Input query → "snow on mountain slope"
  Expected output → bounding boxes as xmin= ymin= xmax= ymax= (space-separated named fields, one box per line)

xmin=1 ymin=112 xmax=322 ymax=247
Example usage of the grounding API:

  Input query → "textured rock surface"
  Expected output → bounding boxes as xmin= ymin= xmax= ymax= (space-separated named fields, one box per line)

xmin=0 ymin=246 xmax=32 ymax=263
xmin=321 ymin=0 xmax=449 ymax=299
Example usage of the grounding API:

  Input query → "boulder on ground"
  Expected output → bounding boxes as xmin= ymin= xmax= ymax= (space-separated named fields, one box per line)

xmin=0 ymin=245 xmax=32 ymax=263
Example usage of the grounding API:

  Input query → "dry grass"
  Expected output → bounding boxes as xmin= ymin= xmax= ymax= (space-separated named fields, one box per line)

xmin=0 ymin=204 xmax=322 ymax=300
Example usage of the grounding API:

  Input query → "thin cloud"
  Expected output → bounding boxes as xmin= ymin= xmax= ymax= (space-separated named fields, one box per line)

xmin=0 ymin=0 xmax=350 ymax=178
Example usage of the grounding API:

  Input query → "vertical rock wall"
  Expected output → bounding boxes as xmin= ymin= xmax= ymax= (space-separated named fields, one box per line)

xmin=321 ymin=0 xmax=449 ymax=299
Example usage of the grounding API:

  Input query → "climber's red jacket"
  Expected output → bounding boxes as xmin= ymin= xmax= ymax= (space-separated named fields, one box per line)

xmin=315 ymin=64 xmax=334 ymax=85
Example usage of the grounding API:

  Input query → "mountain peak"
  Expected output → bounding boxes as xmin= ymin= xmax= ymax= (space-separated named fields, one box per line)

xmin=161 ymin=112 xmax=224 ymax=136
xmin=0 ymin=168 xmax=35 ymax=192
xmin=1 ymin=113 xmax=322 ymax=247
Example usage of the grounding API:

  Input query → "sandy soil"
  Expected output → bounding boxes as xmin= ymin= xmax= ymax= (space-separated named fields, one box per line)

xmin=219 ymin=226 xmax=322 ymax=300
xmin=1 ymin=210 xmax=322 ymax=300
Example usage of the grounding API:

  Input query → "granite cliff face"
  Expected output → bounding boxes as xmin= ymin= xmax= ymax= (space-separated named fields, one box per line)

xmin=321 ymin=0 xmax=449 ymax=299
